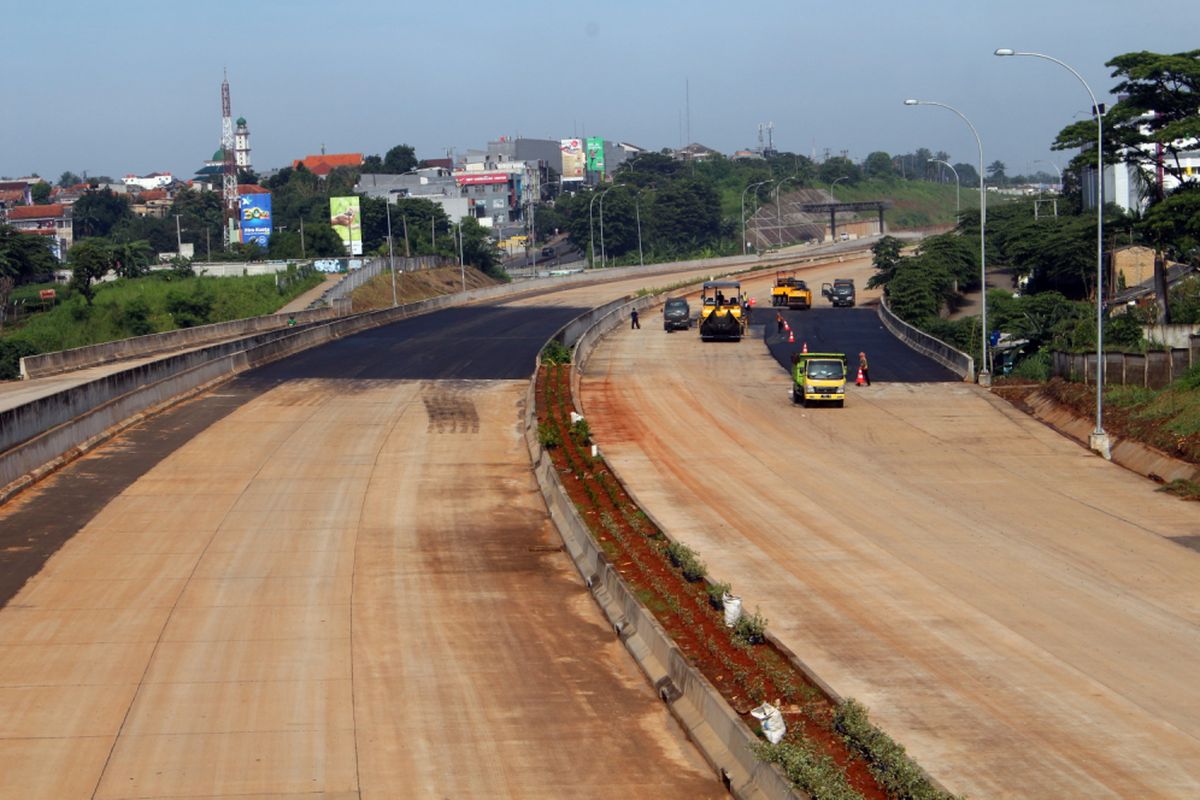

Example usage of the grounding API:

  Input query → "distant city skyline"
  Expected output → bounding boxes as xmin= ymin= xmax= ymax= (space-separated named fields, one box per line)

xmin=2 ymin=0 xmax=1195 ymax=182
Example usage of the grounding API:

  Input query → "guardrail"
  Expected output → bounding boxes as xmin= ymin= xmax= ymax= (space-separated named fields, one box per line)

xmin=19 ymin=306 xmax=340 ymax=380
xmin=877 ymin=298 xmax=974 ymax=380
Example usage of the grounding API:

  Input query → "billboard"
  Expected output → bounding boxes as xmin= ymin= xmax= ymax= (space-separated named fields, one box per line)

xmin=453 ymin=172 xmax=510 ymax=186
xmin=586 ymin=137 xmax=605 ymax=172
xmin=239 ymin=193 xmax=272 ymax=248
xmin=329 ymin=196 xmax=362 ymax=255
xmin=560 ymin=138 xmax=585 ymax=181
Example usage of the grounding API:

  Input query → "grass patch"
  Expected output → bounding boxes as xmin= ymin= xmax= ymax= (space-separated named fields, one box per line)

xmin=1 ymin=267 xmax=321 ymax=375
xmin=1158 ymin=479 xmax=1200 ymax=501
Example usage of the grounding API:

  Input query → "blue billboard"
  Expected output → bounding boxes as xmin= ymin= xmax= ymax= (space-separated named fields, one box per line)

xmin=239 ymin=193 xmax=272 ymax=248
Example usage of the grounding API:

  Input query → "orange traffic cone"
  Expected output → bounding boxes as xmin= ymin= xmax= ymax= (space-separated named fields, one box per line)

xmin=787 ymin=330 xmax=795 ymax=344
xmin=856 ymin=367 xmax=865 ymax=386
xmin=801 ymin=342 xmax=808 ymax=354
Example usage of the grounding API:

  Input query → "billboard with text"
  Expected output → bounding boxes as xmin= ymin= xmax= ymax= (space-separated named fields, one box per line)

xmin=560 ymin=138 xmax=584 ymax=181
xmin=330 ymin=196 xmax=362 ymax=255
xmin=239 ymin=193 xmax=272 ymax=248
xmin=586 ymin=137 xmax=605 ymax=172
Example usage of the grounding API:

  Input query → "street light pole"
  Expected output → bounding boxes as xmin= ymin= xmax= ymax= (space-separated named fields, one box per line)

xmin=299 ymin=217 xmax=306 ymax=259
xmin=598 ymin=186 xmax=614 ymax=267
xmin=633 ymin=187 xmax=647 ymax=268
xmin=929 ymin=159 xmax=960 ymax=216
xmin=829 ymin=175 xmax=849 ymax=200
xmin=386 ymin=201 xmax=397 ymax=307
xmin=740 ymin=180 xmax=768 ymax=255
xmin=1033 ymin=158 xmax=1063 ymax=190
xmin=905 ymin=98 xmax=990 ymax=386
xmin=995 ymin=48 xmax=1109 ymax=456
xmin=588 ymin=190 xmax=600 ymax=268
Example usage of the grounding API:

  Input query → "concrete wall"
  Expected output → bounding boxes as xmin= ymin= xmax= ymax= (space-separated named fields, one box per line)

xmin=1053 ymin=336 xmax=1200 ymax=388
xmin=1143 ymin=323 xmax=1200 ymax=349
xmin=316 ymin=255 xmax=454 ymax=307
xmin=20 ymin=306 xmax=340 ymax=380
xmin=877 ymin=298 xmax=974 ymax=380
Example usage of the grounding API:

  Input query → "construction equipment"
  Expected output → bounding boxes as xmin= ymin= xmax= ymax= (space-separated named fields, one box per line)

xmin=771 ymin=271 xmax=813 ymax=309
xmin=791 ymin=352 xmax=848 ymax=407
xmin=698 ymin=280 xmax=746 ymax=341
xmin=821 ymin=278 xmax=856 ymax=307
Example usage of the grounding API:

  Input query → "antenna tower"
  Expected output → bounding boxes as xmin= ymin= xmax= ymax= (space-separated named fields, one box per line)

xmin=221 ymin=70 xmax=238 ymax=248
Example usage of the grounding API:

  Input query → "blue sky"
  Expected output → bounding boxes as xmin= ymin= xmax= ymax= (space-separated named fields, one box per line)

xmin=2 ymin=0 xmax=1195 ymax=181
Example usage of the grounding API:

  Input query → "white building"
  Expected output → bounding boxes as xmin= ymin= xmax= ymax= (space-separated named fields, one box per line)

xmin=122 ymin=172 xmax=174 ymax=191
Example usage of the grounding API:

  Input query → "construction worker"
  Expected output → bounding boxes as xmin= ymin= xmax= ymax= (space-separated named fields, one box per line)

xmin=858 ymin=351 xmax=871 ymax=386
xmin=630 ymin=308 xmax=640 ymax=330
xmin=776 ymin=311 xmax=784 ymax=335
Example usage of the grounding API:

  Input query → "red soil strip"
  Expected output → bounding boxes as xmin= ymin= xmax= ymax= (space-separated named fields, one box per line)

xmin=537 ymin=363 xmax=887 ymax=799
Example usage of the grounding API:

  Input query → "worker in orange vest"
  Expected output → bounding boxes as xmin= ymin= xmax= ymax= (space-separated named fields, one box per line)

xmin=858 ymin=351 xmax=871 ymax=386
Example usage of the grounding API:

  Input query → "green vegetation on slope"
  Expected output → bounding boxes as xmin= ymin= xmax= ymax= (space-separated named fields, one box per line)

xmin=0 ymin=268 xmax=322 ymax=379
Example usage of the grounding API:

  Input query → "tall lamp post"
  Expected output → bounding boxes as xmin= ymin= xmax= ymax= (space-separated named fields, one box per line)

xmin=386 ymin=201 xmax=397 ymax=307
xmin=774 ymin=175 xmax=800 ymax=248
xmin=929 ymin=158 xmax=961 ymax=216
xmin=587 ymin=189 xmax=601 ymax=268
xmin=904 ymin=98 xmax=990 ymax=385
xmin=530 ymin=177 xmax=561 ymax=270
xmin=995 ymin=48 xmax=1109 ymax=457
xmin=598 ymin=186 xmax=615 ymax=267
xmin=829 ymin=176 xmax=849 ymax=240
xmin=633 ymin=187 xmax=649 ymax=268
xmin=1033 ymin=159 xmax=1063 ymax=191
xmin=740 ymin=180 xmax=769 ymax=255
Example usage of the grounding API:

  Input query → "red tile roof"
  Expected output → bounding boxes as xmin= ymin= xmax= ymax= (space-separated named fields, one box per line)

xmin=237 ymin=184 xmax=270 ymax=195
xmin=292 ymin=153 xmax=363 ymax=176
xmin=6 ymin=204 xmax=65 ymax=220
xmin=136 ymin=189 xmax=168 ymax=201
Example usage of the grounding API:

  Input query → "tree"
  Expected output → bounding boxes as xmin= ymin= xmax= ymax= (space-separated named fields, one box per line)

xmin=1140 ymin=183 xmax=1200 ymax=260
xmin=58 ymin=171 xmax=82 ymax=188
xmin=952 ymin=162 xmax=980 ymax=186
xmin=301 ymin=223 xmax=347 ymax=257
xmin=457 ymin=217 xmax=502 ymax=275
xmin=67 ymin=239 xmax=113 ymax=304
xmin=383 ymin=144 xmax=417 ymax=174
xmin=110 ymin=239 xmax=154 ymax=278
xmin=987 ymin=160 xmax=1007 ymax=186
xmin=73 ymin=188 xmax=131 ymax=238
xmin=31 ymin=181 xmax=52 ymax=205
xmin=0 ymin=224 xmax=57 ymax=282
xmin=362 ymin=154 xmax=384 ymax=173
xmin=818 ymin=156 xmax=861 ymax=184
xmin=649 ymin=177 xmax=721 ymax=251
xmin=867 ymin=236 xmax=904 ymax=289
xmin=1055 ymin=50 xmax=1200 ymax=195
xmin=863 ymin=151 xmax=894 ymax=179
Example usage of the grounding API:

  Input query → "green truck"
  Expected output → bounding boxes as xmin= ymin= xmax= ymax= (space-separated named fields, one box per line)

xmin=791 ymin=352 xmax=848 ymax=407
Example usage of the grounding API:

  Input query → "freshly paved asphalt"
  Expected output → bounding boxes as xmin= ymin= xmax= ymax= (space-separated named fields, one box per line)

xmin=763 ymin=307 xmax=959 ymax=382
xmin=0 ymin=303 xmax=586 ymax=608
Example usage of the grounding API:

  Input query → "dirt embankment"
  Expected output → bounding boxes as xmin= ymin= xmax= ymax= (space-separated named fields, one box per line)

xmin=350 ymin=266 xmax=502 ymax=310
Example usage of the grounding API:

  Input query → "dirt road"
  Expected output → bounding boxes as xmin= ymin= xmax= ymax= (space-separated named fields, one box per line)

xmin=580 ymin=261 xmax=1200 ymax=798
xmin=0 ymin=266 xmax=754 ymax=799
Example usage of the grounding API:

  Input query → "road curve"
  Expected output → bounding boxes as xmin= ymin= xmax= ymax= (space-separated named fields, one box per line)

xmin=580 ymin=262 xmax=1200 ymax=799
xmin=0 ymin=268 xmax=737 ymax=799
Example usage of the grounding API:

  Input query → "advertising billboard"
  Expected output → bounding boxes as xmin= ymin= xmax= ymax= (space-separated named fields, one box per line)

xmin=239 ymin=193 xmax=272 ymax=248
xmin=586 ymin=137 xmax=605 ymax=172
xmin=453 ymin=172 xmax=511 ymax=186
xmin=560 ymin=138 xmax=585 ymax=181
xmin=329 ymin=196 xmax=362 ymax=255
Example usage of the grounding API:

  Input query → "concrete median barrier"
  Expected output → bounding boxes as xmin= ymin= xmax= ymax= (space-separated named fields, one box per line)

xmin=877 ymin=297 xmax=974 ymax=380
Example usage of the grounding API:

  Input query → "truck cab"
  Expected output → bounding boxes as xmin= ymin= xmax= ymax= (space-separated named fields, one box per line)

xmin=791 ymin=352 xmax=847 ymax=407
xmin=821 ymin=279 xmax=856 ymax=307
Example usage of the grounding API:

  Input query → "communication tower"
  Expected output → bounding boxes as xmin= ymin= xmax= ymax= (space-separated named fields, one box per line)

xmin=221 ymin=70 xmax=238 ymax=248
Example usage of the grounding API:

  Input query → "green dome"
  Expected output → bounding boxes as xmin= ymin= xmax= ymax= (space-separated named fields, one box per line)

xmin=236 ymin=117 xmax=247 ymax=127
xmin=211 ymin=147 xmax=225 ymax=161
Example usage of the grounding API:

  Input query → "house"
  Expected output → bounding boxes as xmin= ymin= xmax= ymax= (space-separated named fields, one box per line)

xmin=130 ymin=189 xmax=172 ymax=218
xmin=291 ymin=152 xmax=364 ymax=177
xmin=6 ymin=204 xmax=73 ymax=259
xmin=0 ymin=180 xmax=32 ymax=210
xmin=122 ymin=172 xmax=175 ymax=191
xmin=676 ymin=142 xmax=721 ymax=162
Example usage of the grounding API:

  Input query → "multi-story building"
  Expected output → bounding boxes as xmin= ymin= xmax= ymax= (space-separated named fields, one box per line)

xmin=6 ymin=204 xmax=73 ymax=259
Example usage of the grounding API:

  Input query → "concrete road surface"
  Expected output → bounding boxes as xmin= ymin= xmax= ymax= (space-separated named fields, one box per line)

xmin=581 ymin=265 xmax=1200 ymax=798
xmin=0 ymin=267 xmax=741 ymax=799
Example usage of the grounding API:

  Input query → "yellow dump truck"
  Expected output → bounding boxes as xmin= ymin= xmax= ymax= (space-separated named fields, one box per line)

xmin=770 ymin=271 xmax=813 ymax=309
xmin=698 ymin=280 xmax=746 ymax=341
xmin=791 ymin=352 xmax=847 ymax=407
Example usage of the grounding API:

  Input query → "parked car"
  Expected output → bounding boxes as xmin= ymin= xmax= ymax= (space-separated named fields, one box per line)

xmin=821 ymin=278 xmax=856 ymax=307
xmin=541 ymin=246 xmax=555 ymax=258
xmin=662 ymin=297 xmax=691 ymax=331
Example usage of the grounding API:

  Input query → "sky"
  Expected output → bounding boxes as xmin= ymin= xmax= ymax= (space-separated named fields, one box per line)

xmin=3 ymin=0 xmax=1196 ymax=182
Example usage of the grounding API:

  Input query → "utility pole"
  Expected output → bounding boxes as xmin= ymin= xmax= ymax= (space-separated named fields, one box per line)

xmin=431 ymin=217 xmax=436 ymax=250
xmin=299 ymin=218 xmax=306 ymax=259
xmin=401 ymin=214 xmax=410 ymax=257
xmin=206 ymin=227 xmax=211 ymax=261
xmin=386 ymin=201 xmax=397 ymax=307
xmin=174 ymin=214 xmax=183 ymax=255
xmin=457 ymin=224 xmax=465 ymax=291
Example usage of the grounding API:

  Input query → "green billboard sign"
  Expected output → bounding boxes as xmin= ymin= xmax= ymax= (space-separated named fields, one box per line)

xmin=586 ymin=137 xmax=605 ymax=172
